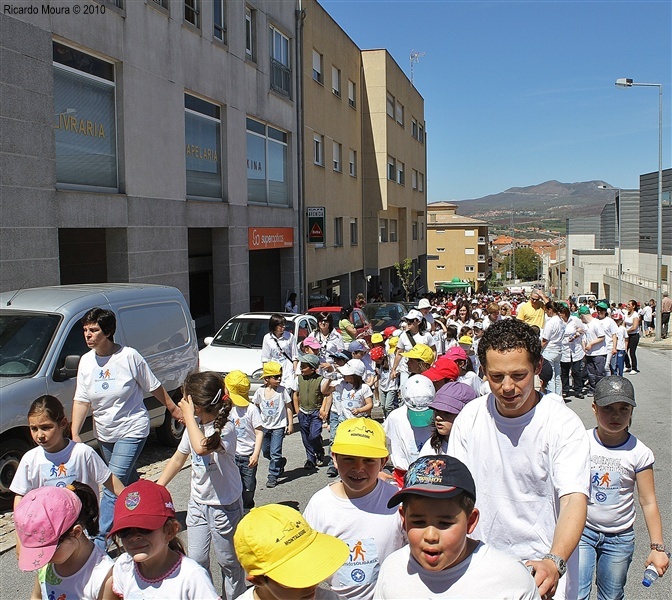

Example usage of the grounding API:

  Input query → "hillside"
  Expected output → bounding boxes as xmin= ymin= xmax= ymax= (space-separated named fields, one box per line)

xmin=441 ymin=180 xmax=616 ymax=234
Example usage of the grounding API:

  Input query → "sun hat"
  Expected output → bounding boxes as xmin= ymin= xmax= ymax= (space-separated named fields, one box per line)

xmin=458 ymin=335 xmax=473 ymax=346
xmin=331 ymin=418 xmax=388 ymax=458
xmin=416 ymin=298 xmax=432 ymax=309
xmin=383 ymin=326 xmax=397 ymax=339
xmin=578 ymin=305 xmax=591 ymax=315
xmin=430 ymin=381 xmax=478 ymax=415
xmin=387 ymin=455 xmax=476 ymax=508
xmin=401 ymin=375 xmax=435 ymax=427
xmin=369 ymin=346 xmax=385 ymax=361
xmin=444 ymin=346 xmax=468 ymax=362
xmin=301 ymin=335 xmax=321 ymax=350
xmin=263 ymin=361 xmax=283 ymax=377
xmin=594 ymin=375 xmax=636 ymax=407
xmin=109 ymin=479 xmax=176 ymax=538
xmin=403 ymin=309 xmax=424 ymax=322
xmin=225 ymin=370 xmax=251 ymax=407
xmin=348 ymin=339 xmax=369 ymax=353
xmin=338 ymin=358 xmax=366 ymax=378
xmin=423 ymin=357 xmax=460 ymax=383
xmin=370 ymin=332 xmax=384 ymax=344
xmin=401 ymin=344 xmax=434 ymax=364
xmin=15 ymin=486 xmax=82 ymax=571
xmin=234 ymin=504 xmax=349 ymax=588
xmin=299 ymin=354 xmax=320 ymax=369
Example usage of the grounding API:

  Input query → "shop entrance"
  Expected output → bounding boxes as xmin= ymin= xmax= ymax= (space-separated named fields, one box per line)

xmin=249 ymin=249 xmax=281 ymax=312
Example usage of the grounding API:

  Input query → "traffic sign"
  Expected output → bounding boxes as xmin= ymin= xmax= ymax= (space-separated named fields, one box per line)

xmin=307 ymin=207 xmax=325 ymax=244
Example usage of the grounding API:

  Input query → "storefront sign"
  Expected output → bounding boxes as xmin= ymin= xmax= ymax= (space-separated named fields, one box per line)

xmin=248 ymin=227 xmax=294 ymax=250
xmin=307 ymin=207 xmax=325 ymax=244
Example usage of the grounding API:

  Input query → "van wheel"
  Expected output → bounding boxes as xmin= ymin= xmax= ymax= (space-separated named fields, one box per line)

xmin=155 ymin=409 xmax=185 ymax=447
xmin=0 ymin=438 xmax=32 ymax=511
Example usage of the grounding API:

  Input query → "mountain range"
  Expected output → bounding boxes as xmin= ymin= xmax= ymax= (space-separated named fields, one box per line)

xmin=436 ymin=180 xmax=617 ymax=234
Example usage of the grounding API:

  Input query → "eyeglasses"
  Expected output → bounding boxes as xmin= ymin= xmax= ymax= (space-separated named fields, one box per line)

xmin=267 ymin=374 xmax=282 ymax=379
xmin=319 ymin=320 xmax=329 ymax=324
xmin=118 ymin=527 xmax=154 ymax=539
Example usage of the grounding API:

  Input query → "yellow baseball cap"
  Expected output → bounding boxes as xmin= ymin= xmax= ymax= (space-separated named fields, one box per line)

xmin=371 ymin=332 xmax=384 ymax=344
xmin=402 ymin=343 xmax=434 ymax=364
xmin=388 ymin=336 xmax=399 ymax=351
xmin=331 ymin=418 xmax=388 ymax=458
xmin=224 ymin=370 xmax=250 ymax=407
xmin=262 ymin=361 xmax=283 ymax=378
xmin=234 ymin=504 xmax=349 ymax=588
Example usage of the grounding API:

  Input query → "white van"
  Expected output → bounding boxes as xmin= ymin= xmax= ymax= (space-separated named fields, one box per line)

xmin=0 ymin=284 xmax=198 ymax=508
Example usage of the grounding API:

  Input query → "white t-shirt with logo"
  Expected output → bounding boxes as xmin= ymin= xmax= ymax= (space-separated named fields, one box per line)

xmin=331 ymin=381 xmax=373 ymax=419
xmin=39 ymin=544 xmax=113 ymax=600
xmin=178 ymin=420 xmax=242 ymax=506
xmin=10 ymin=440 xmax=111 ymax=499
xmin=395 ymin=331 xmax=435 ymax=374
xmin=253 ymin=385 xmax=292 ymax=429
xmin=586 ymin=428 xmax=654 ymax=533
xmin=228 ymin=404 xmax=263 ymax=456
xmin=304 ymin=481 xmax=405 ymax=600
xmin=74 ymin=346 xmax=160 ymax=442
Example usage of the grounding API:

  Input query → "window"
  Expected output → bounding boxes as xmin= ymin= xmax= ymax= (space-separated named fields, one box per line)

xmin=151 ymin=0 xmax=169 ymax=9
xmin=214 ymin=0 xmax=226 ymax=42
xmin=421 ymin=223 xmax=424 ymax=239
xmin=464 ymin=229 xmax=475 ymax=237
xmin=412 ymin=169 xmax=418 ymax=190
xmin=313 ymin=134 xmax=324 ymax=165
xmin=396 ymin=161 xmax=405 ymax=185
xmin=436 ymin=229 xmax=445 ymax=234
xmin=465 ymin=265 xmax=475 ymax=273
xmin=418 ymin=123 xmax=424 ymax=143
xmin=418 ymin=172 xmax=424 ymax=192
xmin=387 ymin=156 xmax=396 ymax=181
xmin=332 ymin=66 xmax=341 ymax=96
xmin=185 ymin=0 xmax=200 ymax=27
xmin=270 ymin=26 xmax=291 ymax=97
xmin=348 ymin=79 xmax=356 ymax=108
xmin=412 ymin=221 xmax=418 ymax=240
xmin=245 ymin=6 xmax=256 ymax=60
xmin=465 ymin=248 xmax=475 ymax=255
xmin=53 ymin=42 xmax=118 ymax=191
xmin=395 ymin=100 xmax=404 ymax=126
xmin=332 ymin=141 xmax=342 ymax=172
xmin=412 ymin=118 xmax=424 ymax=142
xmin=412 ymin=118 xmax=418 ymax=139
xmin=334 ymin=217 xmax=343 ymax=246
xmin=312 ymin=50 xmax=323 ymax=84
xmin=349 ymin=149 xmax=357 ymax=177
xmin=379 ymin=219 xmax=388 ymax=243
xmin=437 ymin=247 xmax=445 ymax=252
xmin=386 ymin=92 xmax=394 ymax=118
xmin=185 ymin=93 xmax=221 ymax=199
xmin=246 ymin=117 xmax=289 ymax=206
xmin=437 ymin=265 xmax=445 ymax=270
xmin=350 ymin=218 xmax=358 ymax=245
xmin=389 ymin=219 xmax=398 ymax=242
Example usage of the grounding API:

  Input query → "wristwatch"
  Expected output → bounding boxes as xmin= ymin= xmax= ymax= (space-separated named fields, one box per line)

xmin=543 ymin=553 xmax=567 ymax=578
xmin=650 ymin=543 xmax=667 ymax=552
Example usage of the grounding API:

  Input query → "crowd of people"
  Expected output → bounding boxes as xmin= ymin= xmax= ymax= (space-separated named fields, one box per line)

xmin=10 ymin=294 xmax=669 ymax=600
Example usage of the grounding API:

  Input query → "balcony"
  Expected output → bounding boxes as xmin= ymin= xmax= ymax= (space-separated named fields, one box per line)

xmin=478 ymin=236 xmax=486 ymax=244
xmin=270 ymin=58 xmax=291 ymax=98
xmin=477 ymin=272 xmax=486 ymax=280
xmin=478 ymin=254 xmax=486 ymax=263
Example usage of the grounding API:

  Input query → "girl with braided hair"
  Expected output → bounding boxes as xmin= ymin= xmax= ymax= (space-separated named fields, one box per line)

xmin=158 ymin=371 xmax=246 ymax=600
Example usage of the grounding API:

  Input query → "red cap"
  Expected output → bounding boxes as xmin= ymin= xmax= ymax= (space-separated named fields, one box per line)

xmin=369 ymin=346 xmax=385 ymax=361
xmin=423 ymin=357 xmax=460 ymax=382
xmin=109 ymin=479 xmax=176 ymax=537
xmin=383 ymin=326 xmax=396 ymax=339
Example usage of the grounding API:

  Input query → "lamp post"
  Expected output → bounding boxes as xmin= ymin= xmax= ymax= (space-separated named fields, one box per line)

xmin=598 ymin=184 xmax=622 ymax=306
xmin=615 ymin=78 xmax=663 ymax=341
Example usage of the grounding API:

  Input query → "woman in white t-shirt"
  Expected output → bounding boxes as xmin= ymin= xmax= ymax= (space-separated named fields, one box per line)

xmin=71 ymin=307 xmax=182 ymax=547
xmin=261 ymin=313 xmax=299 ymax=392
xmin=541 ymin=301 xmax=566 ymax=396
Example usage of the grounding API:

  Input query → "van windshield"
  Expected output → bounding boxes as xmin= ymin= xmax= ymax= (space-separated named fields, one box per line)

xmin=0 ymin=312 xmax=60 ymax=377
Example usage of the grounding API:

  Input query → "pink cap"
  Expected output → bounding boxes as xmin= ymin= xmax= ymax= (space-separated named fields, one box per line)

xmin=15 ymin=486 xmax=82 ymax=572
xmin=444 ymin=347 xmax=468 ymax=362
xmin=301 ymin=335 xmax=321 ymax=350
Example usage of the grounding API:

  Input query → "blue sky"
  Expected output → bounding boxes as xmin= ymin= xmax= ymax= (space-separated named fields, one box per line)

xmin=319 ymin=0 xmax=671 ymax=201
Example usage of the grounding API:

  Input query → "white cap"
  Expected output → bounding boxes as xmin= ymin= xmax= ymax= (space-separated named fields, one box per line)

xmin=401 ymin=374 xmax=435 ymax=407
xmin=416 ymin=298 xmax=431 ymax=309
xmin=338 ymin=359 xmax=366 ymax=378
xmin=404 ymin=309 xmax=424 ymax=322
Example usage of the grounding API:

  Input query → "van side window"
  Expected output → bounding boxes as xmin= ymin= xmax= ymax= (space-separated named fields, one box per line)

xmin=119 ymin=302 xmax=190 ymax=357
xmin=56 ymin=321 xmax=89 ymax=371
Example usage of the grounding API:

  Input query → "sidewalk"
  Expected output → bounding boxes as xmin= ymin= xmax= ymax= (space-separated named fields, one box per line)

xmin=638 ymin=334 xmax=672 ymax=350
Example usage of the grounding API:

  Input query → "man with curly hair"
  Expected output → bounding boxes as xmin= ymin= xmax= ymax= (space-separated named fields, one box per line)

xmin=448 ymin=318 xmax=589 ymax=600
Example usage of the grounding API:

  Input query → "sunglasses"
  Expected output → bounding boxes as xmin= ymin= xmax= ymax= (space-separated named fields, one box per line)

xmin=267 ymin=374 xmax=282 ymax=379
xmin=118 ymin=527 xmax=154 ymax=539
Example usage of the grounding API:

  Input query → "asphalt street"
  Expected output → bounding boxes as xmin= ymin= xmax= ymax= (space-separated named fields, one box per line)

xmin=0 ymin=345 xmax=670 ymax=599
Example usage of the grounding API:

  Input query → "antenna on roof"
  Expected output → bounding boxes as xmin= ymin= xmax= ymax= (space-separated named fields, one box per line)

xmin=410 ymin=50 xmax=425 ymax=85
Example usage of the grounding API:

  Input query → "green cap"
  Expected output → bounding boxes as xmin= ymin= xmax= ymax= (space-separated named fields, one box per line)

xmin=596 ymin=301 xmax=609 ymax=310
xmin=578 ymin=305 xmax=591 ymax=315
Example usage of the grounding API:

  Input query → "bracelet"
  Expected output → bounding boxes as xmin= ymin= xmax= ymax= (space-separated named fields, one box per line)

xmin=650 ymin=543 xmax=667 ymax=552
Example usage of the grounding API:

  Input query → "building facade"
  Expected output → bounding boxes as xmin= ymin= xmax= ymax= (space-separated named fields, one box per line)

xmin=426 ymin=202 xmax=489 ymax=292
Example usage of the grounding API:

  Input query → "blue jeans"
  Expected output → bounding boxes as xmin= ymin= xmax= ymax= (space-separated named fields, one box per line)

xmin=234 ymin=454 xmax=258 ymax=509
xmin=328 ymin=410 xmax=344 ymax=456
xmin=262 ymin=427 xmax=285 ymax=480
xmin=381 ymin=389 xmax=399 ymax=417
xmin=611 ymin=350 xmax=626 ymax=376
xmin=578 ymin=526 xmax=634 ymax=600
xmin=96 ymin=436 xmax=147 ymax=549
xmin=297 ymin=410 xmax=324 ymax=463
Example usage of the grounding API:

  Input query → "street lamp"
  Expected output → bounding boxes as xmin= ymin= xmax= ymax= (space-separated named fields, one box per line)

xmin=615 ymin=78 xmax=664 ymax=341
xmin=598 ymin=184 xmax=622 ymax=306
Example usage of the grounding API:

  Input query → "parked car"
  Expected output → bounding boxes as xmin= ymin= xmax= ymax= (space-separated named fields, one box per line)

xmin=361 ymin=302 xmax=407 ymax=332
xmin=198 ymin=312 xmax=317 ymax=397
xmin=0 ymin=283 xmax=199 ymax=509
xmin=305 ymin=306 xmax=372 ymax=344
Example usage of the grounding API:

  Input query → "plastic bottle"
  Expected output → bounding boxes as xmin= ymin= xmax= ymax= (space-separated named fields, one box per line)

xmin=642 ymin=564 xmax=658 ymax=587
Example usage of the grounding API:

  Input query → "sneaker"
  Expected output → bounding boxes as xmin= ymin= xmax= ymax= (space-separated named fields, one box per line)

xmin=278 ymin=457 xmax=287 ymax=476
xmin=586 ymin=390 xmax=594 ymax=397
xmin=316 ymin=454 xmax=326 ymax=467
xmin=630 ymin=370 xmax=639 ymax=375
xmin=304 ymin=460 xmax=316 ymax=469
xmin=327 ymin=465 xmax=338 ymax=477
xmin=318 ymin=456 xmax=331 ymax=467
xmin=266 ymin=478 xmax=277 ymax=488
xmin=575 ymin=394 xmax=585 ymax=399
xmin=623 ymin=368 xmax=631 ymax=374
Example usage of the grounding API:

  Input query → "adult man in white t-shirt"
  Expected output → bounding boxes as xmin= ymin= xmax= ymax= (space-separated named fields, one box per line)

xmin=448 ymin=318 xmax=590 ymax=600
xmin=580 ymin=305 xmax=608 ymax=395
xmin=596 ymin=302 xmax=618 ymax=376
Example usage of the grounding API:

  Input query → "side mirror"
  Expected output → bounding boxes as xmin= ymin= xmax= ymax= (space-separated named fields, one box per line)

xmin=55 ymin=355 xmax=81 ymax=381
xmin=204 ymin=337 xmax=214 ymax=346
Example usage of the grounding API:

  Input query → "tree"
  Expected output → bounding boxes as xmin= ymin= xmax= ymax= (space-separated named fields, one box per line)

xmin=394 ymin=258 xmax=420 ymax=301
xmin=501 ymin=247 xmax=541 ymax=281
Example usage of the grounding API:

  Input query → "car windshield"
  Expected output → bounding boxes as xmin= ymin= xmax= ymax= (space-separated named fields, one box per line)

xmin=362 ymin=304 xmax=403 ymax=331
xmin=0 ymin=312 xmax=61 ymax=377
xmin=211 ymin=318 xmax=293 ymax=348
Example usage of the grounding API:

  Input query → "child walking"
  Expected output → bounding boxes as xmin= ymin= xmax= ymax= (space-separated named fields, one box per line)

xmin=578 ymin=375 xmax=669 ymax=600
xmin=333 ymin=358 xmax=374 ymax=420
xmin=15 ymin=482 xmax=113 ymax=600
xmin=103 ymin=479 xmax=219 ymax=599
xmin=158 ymin=371 xmax=246 ymax=600
xmin=371 ymin=346 xmax=399 ymax=418
xmin=252 ymin=361 xmax=294 ymax=488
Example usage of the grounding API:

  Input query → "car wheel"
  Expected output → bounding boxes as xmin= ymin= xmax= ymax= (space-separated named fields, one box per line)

xmin=155 ymin=408 xmax=185 ymax=447
xmin=0 ymin=437 xmax=33 ymax=511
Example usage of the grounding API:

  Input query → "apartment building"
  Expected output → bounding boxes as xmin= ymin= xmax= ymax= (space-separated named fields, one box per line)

xmin=1 ymin=2 xmax=299 ymax=336
xmin=426 ymin=202 xmax=489 ymax=291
